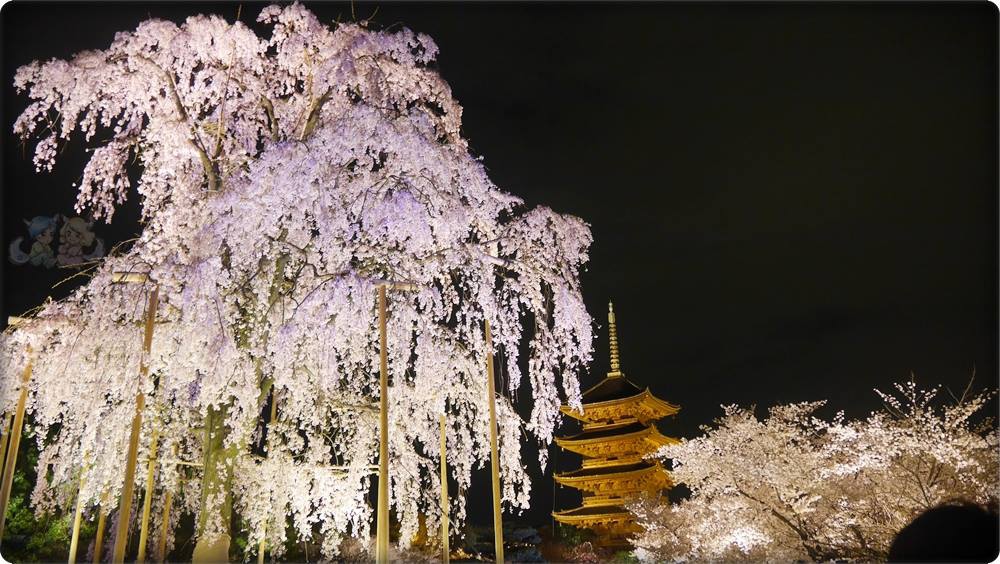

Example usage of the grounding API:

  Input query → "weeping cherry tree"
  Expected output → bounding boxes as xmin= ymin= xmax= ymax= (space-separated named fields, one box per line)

xmin=1 ymin=4 xmax=593 ymax=559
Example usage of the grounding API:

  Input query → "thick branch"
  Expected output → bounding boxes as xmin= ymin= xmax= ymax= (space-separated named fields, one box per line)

xmin=134 ymin=54 xmax=220 ymax=192
xmin=260 ymin=96 xmax=279 ymax=141
xmin=299 ymin=88 xmax=332 ymax=140
xmin=734 ymin=482 xmax=825 ymax=561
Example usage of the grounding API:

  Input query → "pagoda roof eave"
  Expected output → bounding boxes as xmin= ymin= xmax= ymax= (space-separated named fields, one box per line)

xmin=643 ymin=389 xmax=682 ymax=413
xmin=579 ymin=372 xmax=640 ymax=398
xmin=555 ymin=423 xmax=676 ymax=448
xmin=554 ymin=462 xmax=665 ymax=487
xmin=561 ymin=388 xmax=681 ymax=422
xmin=552 ymin=507 xmax=632 ymax=521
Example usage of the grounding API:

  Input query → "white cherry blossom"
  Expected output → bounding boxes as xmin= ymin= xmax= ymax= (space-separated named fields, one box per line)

xmin=632 ymin=382 xmax=998 ymax=561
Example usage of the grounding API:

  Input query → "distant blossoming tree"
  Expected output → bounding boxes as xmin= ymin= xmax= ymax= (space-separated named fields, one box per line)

xmin=631 ymin=381 xmax=998 ymax=561
xmin=2 ymin=4 xmax=593 ymax=559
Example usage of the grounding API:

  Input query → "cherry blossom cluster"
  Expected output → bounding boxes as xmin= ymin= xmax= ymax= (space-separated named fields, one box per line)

xmin=631 ymin=382 xmax=998 ymax=561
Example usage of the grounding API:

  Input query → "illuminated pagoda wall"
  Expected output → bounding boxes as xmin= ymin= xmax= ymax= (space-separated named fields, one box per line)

xmin=553 ymin=302 xmax=680 ymax=547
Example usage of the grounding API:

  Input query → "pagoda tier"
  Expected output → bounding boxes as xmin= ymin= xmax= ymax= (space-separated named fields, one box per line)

xmin=551 ymin=505 xmax=641 ymax=538
xmin=554 ymin=421 xmax=675 ymax=458
xmin=552 ymin=302 xmax=680 ymax=546
xmin=560 ymin=381 xmax=680 ymax=426
xmin=555 ymin=460 xmax=671 ymax=494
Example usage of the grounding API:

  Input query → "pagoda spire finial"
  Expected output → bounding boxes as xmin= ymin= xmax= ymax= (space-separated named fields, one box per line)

xmin=608 ymin=301 xmax=622 ymax=377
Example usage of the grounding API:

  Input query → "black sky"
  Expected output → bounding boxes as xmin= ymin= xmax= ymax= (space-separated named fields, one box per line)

xmin=2 ymin=1 xmax=997 ymax=528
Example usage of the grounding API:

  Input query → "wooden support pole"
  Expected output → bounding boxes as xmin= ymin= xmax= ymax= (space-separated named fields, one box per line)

xmin=68 ymin=474 xmax=86 ymax=564
xmin=0 ymin=413 xmax=12 ymax=488
xmin=113 ymin=390 xmax=145 ymax=563
xmin=136 ymin=427 xmax=160 ymax=563
xmin=0 ymin=411 xmax=14 ymax=539
xmin=0 ymin=346 xmax=33 ymax=545
xmin=93 ymin=494 xmax=108 ymax=564
xmin=376 ymin=284 xmax=390 ymax=564
xmin=256 ymin=509 xmax=266 ymax=562
xmin=439 ymin=414 xmax=449 ymax=564
xmin=156 ymin=443 xmax=176 ymax=564
xmin=484 ymin=321 xmax=504 ymax=563
xmin=156 ymin=488 xmax=172 ymax=564
xmin=112 ymin=272 xmax=150 ymax=284
xmin=113 ymin=285 xmax=159 ymax=563
xmin=257 ymin=391 xmax=279 ymax=564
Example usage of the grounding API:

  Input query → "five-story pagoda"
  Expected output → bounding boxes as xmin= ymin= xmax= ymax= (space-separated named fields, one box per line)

xmin=553 ymin=302 xmax=680 ymax=546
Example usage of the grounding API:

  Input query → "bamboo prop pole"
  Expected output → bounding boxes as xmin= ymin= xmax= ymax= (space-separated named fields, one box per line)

xmin=0 ymin=413 xmax=12 ymax=489
xmin=376 ymin=284 xmax=390 ymax=564
xmin=439 ymin=414 xmax=449 ymax=564
xmin=484 ymin=321 xmax=504 ymax=564
xmin=0 ymin=411 xmax=14 ymax=536
xmin=68 ymin=473 xmax=86 ymax=564
xmin=112 ymin=272 xmax=151 ymax=284
xmin=113 ymin=281 xmax=159 ymax=564
xmin=155 ymin=488 xmax=172 ymax=564
xmin=94 ymin=494 xmax=108 ymax=564
xmin=112 ymin=374 xmax=145 ymax=563
xmin=155 ymin=443 xmax=178 ymax=564
xmin=136 ymin=427 xmax=160 ymax=563
xmin=0 ymin=344 xmax=34 ymax=545
xmin=148 ymin=458 xmax=202 ymax=468
xmin=257 ymin=391 xmax=279 ymax=564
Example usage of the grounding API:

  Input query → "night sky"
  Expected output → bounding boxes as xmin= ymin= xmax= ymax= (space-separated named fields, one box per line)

xmin=2 ymin=2 xmax=997 ymax=528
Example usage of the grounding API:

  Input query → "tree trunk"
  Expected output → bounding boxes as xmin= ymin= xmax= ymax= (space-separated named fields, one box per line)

xmin=193 ymin=252 xmax=288 ymax=562
xmin=192 ymin=405 xmax=240 ymax=562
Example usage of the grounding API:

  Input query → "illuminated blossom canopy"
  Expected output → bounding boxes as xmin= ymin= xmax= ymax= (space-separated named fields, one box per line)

xmin=2 ymin=4 xmax=593 ymax=558
xmin=631 ymin=382 xmax=998 ymax=562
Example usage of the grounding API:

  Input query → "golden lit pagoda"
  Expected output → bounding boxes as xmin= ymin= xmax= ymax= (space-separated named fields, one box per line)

xmin=552 ymin=302 xmax=680 ymax=546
